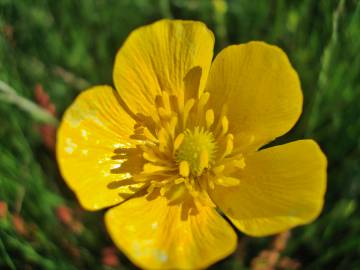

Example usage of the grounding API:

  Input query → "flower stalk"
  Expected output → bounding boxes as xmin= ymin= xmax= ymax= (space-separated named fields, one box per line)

xmin=0 ymin=80 xmax=58 ymax=126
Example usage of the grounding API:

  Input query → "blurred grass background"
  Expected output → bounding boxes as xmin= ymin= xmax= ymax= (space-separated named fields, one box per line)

xmin=0 ymin=0 xmax=359 ymax=269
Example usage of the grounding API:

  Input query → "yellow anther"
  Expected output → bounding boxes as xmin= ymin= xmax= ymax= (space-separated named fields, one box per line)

xmin=143 ymin=151 xmax=159 ymax=163
xmin=232 ymin=158 xmax=245 ymax=169
xmin=221 ymin=116 xmax=229 ymax=136
xmin=143 ymin=163 xmax=169 ymax=174
xmin=143 ymin=127 xmax=158 ymax=143
xmin=167 ymin=116 xmax=178 ymax=139
xmin=151 ymin=111 xmax=161 ymax=125
xmin=219 ymin=134 xmax=234 ymax=160
xmin=197 ymin=92 xmax=210 ymax=115
xmin=189 ymin=189 xmax=199 ymax=197
xmin=179 ymin=161 xmax=190 ymax=177
xmin=173 ymin=133 xmax=184 ymax=153
xmin=157 ymin=128 xmax=169 ymax=153
xmin=158 ymin=107 xmax=171 ymax=119
xmin=212 ymin=165 xmax=225 ymax=175
xmin=183 ymin=177 xmax=199 ymax=197
xmin=215 ymin=177 xmax=240 ymax=187
xmin=167 ymin=184 xmax=186 ymax=203
xmin=199 ymin=92 xmax=210 ymax=106
xmin=205 ymin=109 xmax=214 ymax=129
xmin=225 ymin=134 xmax=233 ymax=153
xmin=150 ymin=180 xmax=163 ymax=187
xmin=174 ymin=177 xmax=185 ymax=184
xmin=199 ymin=150 xmax=209 ymax=174
xmin=160 ymin=186 xmax=168 ymax=196
xmin=147 ymin=184 xmax=156 ymax=194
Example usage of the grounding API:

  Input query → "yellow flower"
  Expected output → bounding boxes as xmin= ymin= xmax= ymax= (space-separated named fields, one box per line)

xmin=56 ymin=20 xmax=327 ymax=269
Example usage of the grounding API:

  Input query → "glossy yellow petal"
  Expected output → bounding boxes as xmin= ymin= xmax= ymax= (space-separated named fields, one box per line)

xmin=113 ymin=19 xmax=214 ymax=116
xmin=210 ymin=140 xmax=327 ymax=236
xmin=56 ymin=86 xmax=144 ymax=210
xmin=206 ymin=41 xmax=303 ymax=152
xmin=105 ymin=194 xmax=237 ymax=269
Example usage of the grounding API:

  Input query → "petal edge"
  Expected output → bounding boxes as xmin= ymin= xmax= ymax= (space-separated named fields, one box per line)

xmin=206 ymin=41 xmax=303 ymax=152
xmin=56 ymin=86 xmax=143 ymax=210
xmin=113 ymin=19 xmax=215 ymax=116
xmin=105 ymin=195 xmax=237 ymax=269
xmin=211 ymin=140 xmax=327 ymax=236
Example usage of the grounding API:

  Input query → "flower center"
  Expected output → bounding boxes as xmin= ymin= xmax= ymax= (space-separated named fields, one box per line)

xmin=112 ymin=91 xmax=245 ymax=207
xmin=176 ymin=127 xmax=216 ymax=176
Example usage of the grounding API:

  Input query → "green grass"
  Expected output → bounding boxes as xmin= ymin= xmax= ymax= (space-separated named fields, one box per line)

xmin=0 ymin=0 xmax=359 ymax=269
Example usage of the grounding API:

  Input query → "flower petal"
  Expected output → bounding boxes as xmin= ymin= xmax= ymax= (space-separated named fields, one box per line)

xmin=206 ymin=41 xmax=303 ymax=152
xmin=113 ymin=19 xmax=214 ymax=116
xmin=210 ymin=140 xmax=327 ymax=236
xmin=56 ymin=86 xmax=144 ymax=210
xmin=105 ymin=194 xmax=237 ymax=269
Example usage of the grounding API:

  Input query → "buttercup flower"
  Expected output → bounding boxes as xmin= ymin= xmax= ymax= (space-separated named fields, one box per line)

xmin=57 ymin=20 xmax=327 ymax=269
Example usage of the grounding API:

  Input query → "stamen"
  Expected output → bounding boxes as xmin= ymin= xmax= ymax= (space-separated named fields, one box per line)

xmin=142 ymin=151 xmax=156 ymax=163
xmin=198 ymin=150 xmax=209 ymax=174
xmin=150 ymin=180 xmax=165 ymax=187
xmin=142 ymin=151 xmax=162 ymax=163
xmin=219 ymin=157 xmax=246 ymax=173
xmin=212 ymin=164 xmax=225 ymax=175
xmin=143 ymin=127 xmax=158 ymax=143
xmin=219 ymin=133 xmax=233 ymax=160
xmin=215 ymin=177 xmax=240 ymax=187
xmin=205 ymin=109 xmax=214 ymax=129
xmin=160 ymin=185 xmax=169 ymax=196
xmin=127 ymin=90 xmax=243 ymax=203
xmin=147 ymin=184 xmax=156 ymax=194
xmin=143 ymin=163 xmax=171 ymax=174
xmin=174 ymin=177 xmax=185 ymax=184
xmin=157 ymin=128 xmax=169 ymax=153
xmin=166 ymin=116 xmax=178 ymax=140
xmin=173 ymin=133 xmax=184 ymax=153
xmin=231 ymin=158 xmax=246 ymax=169
xmin=179 ymin=161 xmax=190 ymax=177
xmin=220 ymin=116 xmax=229 ymax=137
xmin=166 ymin=183 xmax=187 ymax=203
xmin=225 ymin=134 xmax=234 ymax=154
xmin=184 ymin=177 xmax=198 ymax=197
xmin=197 ymin=92 xmax=210 ymax=116
xmin=158 ymin=107 xmax=171 ymax=120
